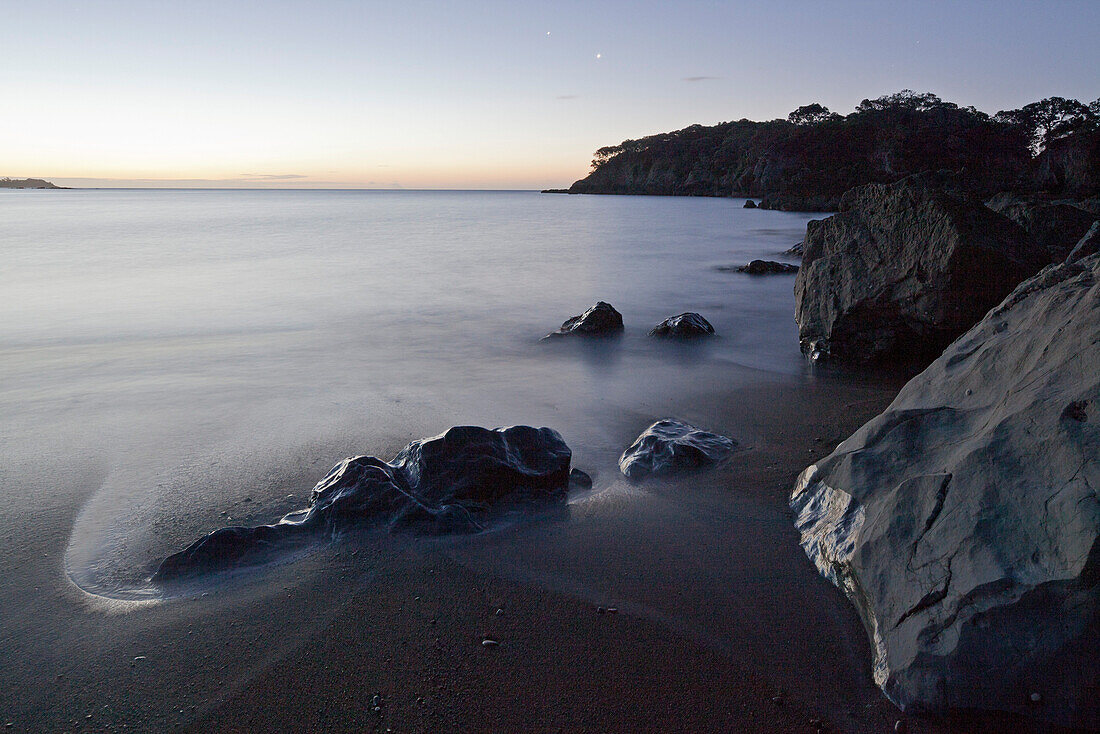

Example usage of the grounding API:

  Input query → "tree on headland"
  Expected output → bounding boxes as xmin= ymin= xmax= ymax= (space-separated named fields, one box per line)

xmin=787 ymin=104 xmax=841 ymax=125
xmin=996 ymin=97 xmax=1095 ymax=153
xmin=855 ymin=90 xmax=956 ymax=114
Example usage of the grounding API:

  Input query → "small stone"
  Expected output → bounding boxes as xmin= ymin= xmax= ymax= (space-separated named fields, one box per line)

xmin=606 ymin=607 xmax=618 ymax=614
xmin=495 ymin=608 xmax=504 ymax=617
xmin=597 ymin=606 xmax=606 ymax=615
xmin=894 ymin=720 xmax=907 ymax=734
xmin=1030 ymin=691 xmax=1042 ymax=703
xmin=133 ymin=655 xmax=147 ymax=661
xmin=371 ymin=694 xmax=382 ymax=708
xmin=481 ymin=638 xmax=499 ymax=647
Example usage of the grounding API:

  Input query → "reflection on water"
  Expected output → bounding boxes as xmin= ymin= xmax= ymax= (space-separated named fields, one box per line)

xmin=0 ymin=189 xmax=822 ymax=596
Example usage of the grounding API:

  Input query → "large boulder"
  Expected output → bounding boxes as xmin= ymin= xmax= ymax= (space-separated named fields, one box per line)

xmin=790 ymin=253 xmax=1100 ymax=728
xmin=648 ymin=312 xmax=715 ymax=338
xmin=794 ymin=176 xmax=1047 ymax=364
xmin=543 ymin=301 xmax=624 ymax=339
xmin=986 ymin=193 xmax=1096 ymax=262
xmin=619 ymin=419 xmax=736 ymax=480
xmin=155 ymin=426 xmax=573 ymax=582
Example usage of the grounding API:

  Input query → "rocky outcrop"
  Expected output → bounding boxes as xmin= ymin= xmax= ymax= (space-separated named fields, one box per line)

xmin=618 ymin=419 xmax=736 ymax=480
xmin=155 ymin=426 xmax=573 ymax=582
xmin=785 ymin=241 xmax=805 ymax=258
xmin=790 ymin=253 xmax=1100 ymax=728
xmin=543 ymin=301 xmax=624 ymax=339
xmin=1033 ymin=128 xmax=1100 ymax=199
xmin=986 ymin=193 xmax=1097 ymax=261
xmin=1067 ymin=221 xmax=1100 ymax=263
xmin=794 ymin=176 xmax=1047 ymax=364
xmin=648 ymin=312 xmax=715 ymax=338
xmin=743 ymin=199 xmax=757 ymax=209
xmin=736 ymin=260 xmax=799 ymax=275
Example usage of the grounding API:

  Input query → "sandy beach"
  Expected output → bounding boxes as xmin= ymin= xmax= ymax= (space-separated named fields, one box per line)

xmin=1 ymin=373 xmax=988 ymax=733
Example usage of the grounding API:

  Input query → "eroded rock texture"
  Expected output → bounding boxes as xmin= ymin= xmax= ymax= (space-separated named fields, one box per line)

xmin=791 ymin=254 xmax=1100 ymax=728
xmin=794 ymin=176 xmax=1048 ymax=364
xmin=619 ymin=419 xmax=736 ymax=480
xmin=155 ymin=426 xmax=573 ymax=582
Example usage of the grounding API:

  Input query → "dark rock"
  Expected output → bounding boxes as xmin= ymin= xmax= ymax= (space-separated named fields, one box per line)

xmin=618 ymin=419 xmax=736 ymax=479
xmin=986 ymin=194 xmax=1096 ymax=261
xmin=1066 ymin=221 xmax=1100 ymax=263
xmin=568 ymin=468 xmax=593 ymax=489
xmin=784 ymin=241 xmax=805 ymax=257
xmin=648 ymin=312 xmax=716 ymax=338
xmin=736 ymin=260 xmax=799 ymax=275
xmin=154 ymin=426 xmax=572 ymax=582
xmin=542 ymin=301 xmax=624 ymax=339
xmin=743 ymin=199 xmax=757 ymax=209
xmin=1033 ymin=128 xmax=1100 ymax=199
xmin=758 ymin=194 xmax=840 ymax=212
xmin=794 ymin=176 xmax=1047 ymax=365
xmin=790 ymin=252 xmax=1100 ymax=728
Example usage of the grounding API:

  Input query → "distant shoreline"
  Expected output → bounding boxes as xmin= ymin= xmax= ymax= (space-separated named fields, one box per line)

xmin=0 ymin=178 xmax=67 ymax=189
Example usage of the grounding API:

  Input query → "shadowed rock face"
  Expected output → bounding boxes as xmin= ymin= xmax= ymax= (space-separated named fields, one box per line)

xmin=154 ymin=426 xmax=573 ymax=583
xmin=542 ymin=301 xmax=624 ymax=339
xmin=794 ymin=176 xmax=1048 ymax=365
xmin=648 ymin=312 xmax=715 ymax=338
xmin=1067 ymin=221 xmax=1100 ymax=263
xmin=619 ymin=419 xmax=736 ymax=480
xmin=790 ymin=253 xmax=1100 ymax=728
xmin=986 ymin=193 xmax=1097 ymax=262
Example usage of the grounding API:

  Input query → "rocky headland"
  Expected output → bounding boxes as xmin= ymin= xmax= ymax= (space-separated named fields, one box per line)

xmin=0 ymin=177 xmax=64 ymax=189
xmin=558 ymin=91 xmax=1100 ymax=212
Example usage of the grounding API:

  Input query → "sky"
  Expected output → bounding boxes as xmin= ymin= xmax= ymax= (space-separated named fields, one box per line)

xmin=3 ymin=0 xmax=1098 ymax=189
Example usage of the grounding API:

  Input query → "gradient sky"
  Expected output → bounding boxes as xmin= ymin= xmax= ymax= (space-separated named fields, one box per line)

xmin=4 ymin=0 xmax=1098 ymax=189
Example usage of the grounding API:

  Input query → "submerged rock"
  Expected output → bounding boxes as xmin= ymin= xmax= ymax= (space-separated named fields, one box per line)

xmin=542 ymin=301 xmax=624 ymax=339
xmin=794 ymin=176 xmax=1047 ymax=365
xmin=619 ymin=419 xmax=736 ymax=479
xmin=737 ymin=260 xmax=799 ymax=275
xmin=785 ymin=241 xmax=805 ymax=258
xmin=790 ymin=253 xmax=1100 ymax=728
xmin=154 ymin=426 xmax=573 ymax=582
xmin=648 ymin=312 xmax=716 ymax=338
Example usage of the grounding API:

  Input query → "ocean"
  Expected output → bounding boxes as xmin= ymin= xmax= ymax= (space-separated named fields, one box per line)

xmin=0 ymin=188 xmax=820 ymax=596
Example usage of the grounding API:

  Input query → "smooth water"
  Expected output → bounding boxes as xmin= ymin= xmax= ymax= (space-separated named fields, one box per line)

xmin=0 ymin=189 xmax=821 ymax=596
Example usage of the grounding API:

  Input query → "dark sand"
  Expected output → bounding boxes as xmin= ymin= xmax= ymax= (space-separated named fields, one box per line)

xmin=0 ymin=376 xmax=1070 ymax=732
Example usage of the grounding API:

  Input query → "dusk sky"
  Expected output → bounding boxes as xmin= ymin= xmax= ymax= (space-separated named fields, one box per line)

xmin=6 ymin=0 xmax=1098 ymax=189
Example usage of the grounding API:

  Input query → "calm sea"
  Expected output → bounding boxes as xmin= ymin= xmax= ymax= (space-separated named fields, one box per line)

xmin=0 ymin=188 xmax=821 ymax=594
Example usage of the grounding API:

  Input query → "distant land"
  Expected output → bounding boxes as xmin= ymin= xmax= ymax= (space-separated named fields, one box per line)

xmin=0 ymin=177 xmax=65 ymax=189
xmin=560 ymin=90 xmax=1100 ymax=211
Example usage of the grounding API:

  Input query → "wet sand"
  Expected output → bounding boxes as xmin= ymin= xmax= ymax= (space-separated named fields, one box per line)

xmin=0 ymin=373 xmax=938 ymax=732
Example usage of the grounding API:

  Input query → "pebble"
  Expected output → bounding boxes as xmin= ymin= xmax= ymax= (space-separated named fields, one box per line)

xmin=481 ymin=638 xmax=499 ymax=647
xmin=1030 ymin=691 xmax=1042 ymax=703
xmin=495 ymin=608 xmax=504 ymax=617
xmin=133 ymin=656 xmax=147 ymax=661
xmin=597 ymin=606 xmax=605 ymax=615
xmin=894 ymin=720 xmax=907 ymax=734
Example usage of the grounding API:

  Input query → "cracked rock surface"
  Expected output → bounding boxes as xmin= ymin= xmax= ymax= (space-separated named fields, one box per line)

xmin=791 ymin=253 xmax=1100 ymax=728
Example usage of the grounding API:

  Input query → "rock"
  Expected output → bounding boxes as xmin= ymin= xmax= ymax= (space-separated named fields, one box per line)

xmin=481 ymin=638 xmax=499 ymax=647
xmin=986 ymin=194 xmax=1096 ymax=261
xmin=568 ymin=468 xmax=593 ymax=489
xmin=790 ymin=253 xmax=1100 ymax=728
xmin=542 ymin=301 xmax=624 ymax=339
xmin=784 ymin=241 xmax=805 ymax=258
xmin=648 ymin=312 xmax=716 ymax=338
xmin=154 ymin=426 xmax=572 ymax=582
xmin=736 ymin=260 xmax=799 ymax=275
xmin=743 ymin=199 xmax=758 ymax=209
xmin=619 ymin=419 xmax=736 ymax=480
xmin=794 ymin=175 xmax=1047 ymax=365
xmin=1066 ymin=221 xmax=1100 ymax=264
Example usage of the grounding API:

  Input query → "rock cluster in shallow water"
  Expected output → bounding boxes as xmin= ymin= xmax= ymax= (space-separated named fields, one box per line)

xmin=791 ymin=253 xmax=1100 ymax=728
xmin=154 ymin=425 xmax=573 ymax=582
